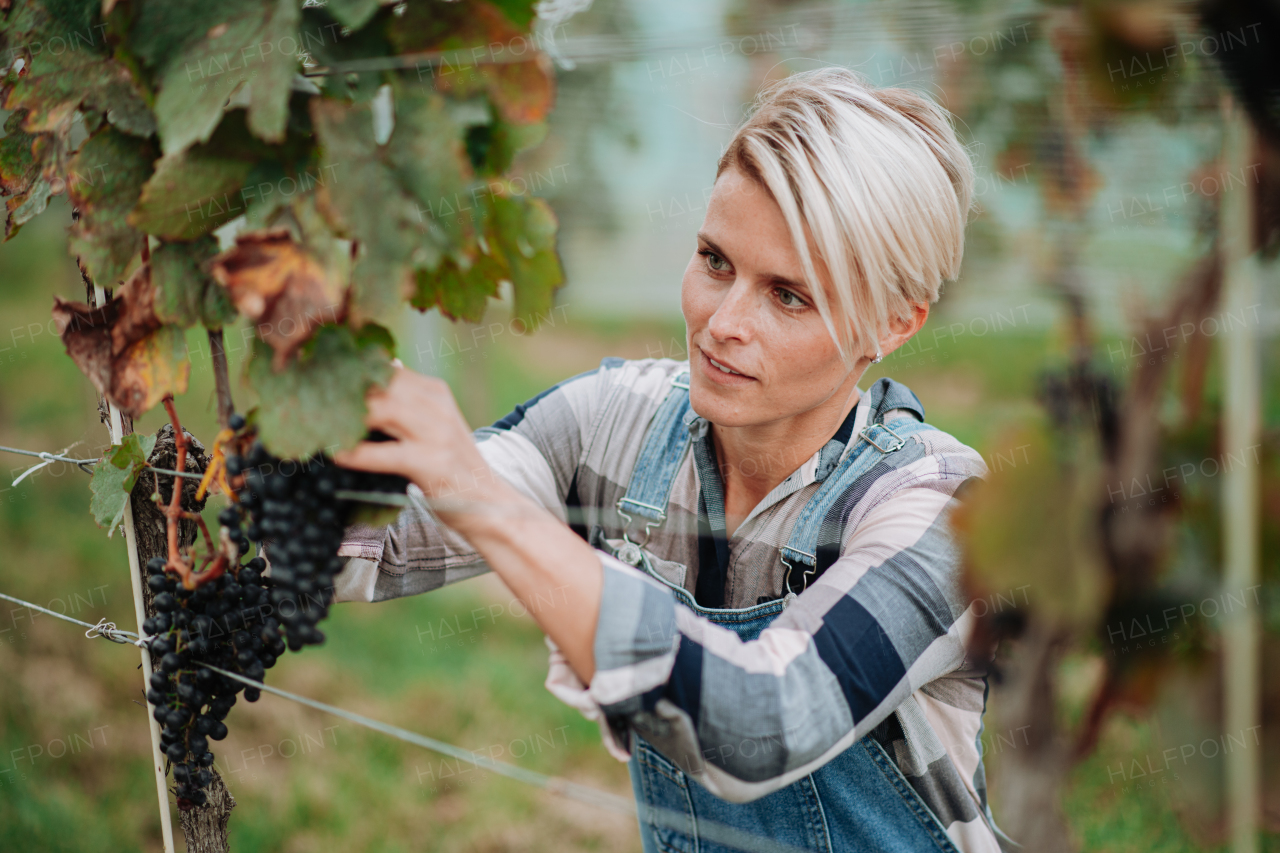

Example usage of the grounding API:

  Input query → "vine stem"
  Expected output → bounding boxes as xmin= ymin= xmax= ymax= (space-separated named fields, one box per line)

xmin=159 ymin=397 xmax=229 ymax=589
xmin=208 ymin=329 xmax=233 ymax=429
xmin=93 ymin=283 xmax=177 ymax=853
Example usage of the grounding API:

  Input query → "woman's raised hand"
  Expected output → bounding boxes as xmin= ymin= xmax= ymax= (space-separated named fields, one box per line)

xmin=333 ymin=365 xmax=493 ymax=505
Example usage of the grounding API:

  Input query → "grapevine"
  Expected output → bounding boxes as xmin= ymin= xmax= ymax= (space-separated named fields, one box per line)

xmin=0 ymin=1 xmax=564 ymax=836
xmin=142 ymin=410 xmax=408 ymax=808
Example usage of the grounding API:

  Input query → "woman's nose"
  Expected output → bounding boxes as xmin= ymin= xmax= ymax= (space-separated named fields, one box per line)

xmin=707 ymin=280 xmax=755 ymax=342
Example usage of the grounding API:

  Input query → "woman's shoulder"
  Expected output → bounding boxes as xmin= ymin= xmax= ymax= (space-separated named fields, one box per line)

xmin=867 ymin=375 xmax=989 ymax=483
xmin=594 ymin=355 xmax=690 ymax=390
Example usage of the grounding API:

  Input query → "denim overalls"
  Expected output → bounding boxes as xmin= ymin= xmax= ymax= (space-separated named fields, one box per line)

xmin=593 ymin=372 xmax=964 ymax=853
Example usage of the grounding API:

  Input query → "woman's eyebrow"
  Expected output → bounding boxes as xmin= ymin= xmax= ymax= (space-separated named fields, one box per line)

xmin=697 ymin=232 xmax=811 ymax=294
xmin=696 ymin=232 xmax=729 ymax=259
xmin=766 ymin=273 xmax=810 ymax=295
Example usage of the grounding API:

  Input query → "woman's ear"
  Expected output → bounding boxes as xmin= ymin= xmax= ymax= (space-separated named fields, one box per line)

xmin=878 ymin=302 xmax=930 ymax=357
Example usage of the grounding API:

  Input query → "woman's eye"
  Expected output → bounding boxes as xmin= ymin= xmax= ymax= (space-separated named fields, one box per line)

xmin=700 ymin=250 xmax=730 ymax=272
xmin=775 ymin=288 xmax=805 ymax=308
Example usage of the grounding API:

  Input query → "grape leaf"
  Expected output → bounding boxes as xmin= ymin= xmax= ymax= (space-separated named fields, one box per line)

xmin=52 ymin=264 xmax=192 ymax=417
xmin=209 ymin=228 xmax=346 ymax=369
xmin=113 ymin=324 xmax=191 ymax=415
xmin=246 ymin=0 xmax=303 ymax=143
xmin=131 ymin=107 xmax=318 ymax=240
xmin=488 ymin=195 xmax=564 ymax=330
xmin=246 ymin=325 xmax=392 ymax=458
xmin=297 ymin=5 xmax=394 ymax=103
xmin=311 ymin=97 xmax=442 ymax=326
xmin=487 ymin=0 xmax=539 ymax=30
xmin=411 ymin=194 xmax=563 ymax=326
xmin=466 ymin=117 xmax=547 ymax=177
xmin=1 ymin=1 xmax=155 ymax=139
xmin=386 ymin=82 xmax=476 ymax=249
xmin=89 ymin=432 xmax=159 ymax=535
xmin=68 ymin=127 xmax=156 ymax=287
xmin=152 ymin=236 xmax=237 ymax=329
xmin=0 ymin=109 xmax=57 ymax=238
xmin=130 ymin=148 xmax=254 ymax=240
xmin=390 ymin=0 xmax=554 ymax=125
xmin=130 ymin=0 xmax=301 ymax=154
xmin=412 ymin=252 xmax=502 ymax=322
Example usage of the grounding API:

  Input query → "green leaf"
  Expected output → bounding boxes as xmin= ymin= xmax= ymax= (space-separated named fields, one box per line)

xmin=131 ymin=149 xmax=253 ymax=240
xmin=131 ymin=107 xmax=321 ymax=240
xmin=2 ymin=2 xmax=156 ymax=139
xmin=152 ymin=236 xmax=236 ymax=329
xmin=411 ymin=253 xmax=502 ymax=322
xmin=489 ymin=195 xmax=563 ymax=330
xmin=68 ymin=127 xmax=156 ymax=286
xmin=488 ymin=0 xmax=539 ymax=30
xmin=324 ymin=0 xmax=392 ymax=30
xmin=312 ymin=97 xmax=443 ymax=326
xmin=133 ymin=0 xmax=302 ymax=154
xmin=246 ymin=325 xmax=392 ymax=458
xmin=0 ymin=109 xmax=57 ymax=238
xmin=247 ymin=0 xmax=303 ymax=143
xmin=467 ymin=118 xmax=547 ymax=177
xmin=386 ymin=82 xmax=475 ymax=248
xmin=89 ymin=432 xmax=159 ymax=536
xmin=351 ymin=321 xmax=397 ymax=357
xmin=299 ymin=5 xmax=394 ymax=103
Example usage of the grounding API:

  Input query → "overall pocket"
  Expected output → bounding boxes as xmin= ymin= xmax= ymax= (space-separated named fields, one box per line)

xmin=633 ymin=736 xmax=831 ymax=853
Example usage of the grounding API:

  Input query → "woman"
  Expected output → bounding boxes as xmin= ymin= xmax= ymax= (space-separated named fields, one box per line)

xmin=334 ymin=68 xmax=1011 ymax=853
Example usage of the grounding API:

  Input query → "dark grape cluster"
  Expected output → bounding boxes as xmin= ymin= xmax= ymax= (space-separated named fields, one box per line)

xmin=143 ymin=553 xmax=280 ymax=808
xmin=144 ymin=416 xmax=408 ymax=808
xmin=225 ymin=433 xmax=409 ymax=651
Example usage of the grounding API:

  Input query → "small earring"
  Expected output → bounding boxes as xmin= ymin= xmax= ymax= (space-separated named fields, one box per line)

xmin=870 ymin=351 xmax=883 ymax=364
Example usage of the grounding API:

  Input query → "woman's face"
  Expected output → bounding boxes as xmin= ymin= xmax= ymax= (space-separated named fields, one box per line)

xmin=681 ymin=164 xmax=866 ymax=429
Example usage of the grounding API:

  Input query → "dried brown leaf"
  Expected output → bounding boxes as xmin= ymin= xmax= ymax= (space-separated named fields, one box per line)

xmin=51 ymin=263 xmax=190 ymax=417
xmin=209 ymin=229 xmax=346 ymax=369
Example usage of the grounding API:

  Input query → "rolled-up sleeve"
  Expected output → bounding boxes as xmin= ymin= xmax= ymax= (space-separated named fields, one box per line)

xmin=546 ymin=478 xmax=980 ymax=804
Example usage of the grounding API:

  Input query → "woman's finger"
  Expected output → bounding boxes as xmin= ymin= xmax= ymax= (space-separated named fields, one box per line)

xmin=333 ymin=439 xmax=409 ymax=475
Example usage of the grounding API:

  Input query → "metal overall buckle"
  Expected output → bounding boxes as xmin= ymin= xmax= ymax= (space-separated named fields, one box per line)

xmin=780 ymin=550 xmax=816 ymax=608
xmin=858 ymin=421 xmax=907 ymax=453
xmin=615 ymin=500 xmax=664 ymax=567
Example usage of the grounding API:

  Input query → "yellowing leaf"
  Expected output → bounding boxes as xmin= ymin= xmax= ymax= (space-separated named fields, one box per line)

xmin=112 ymin=325 xmax=192 ymax=416
xmin=210 ymin=229 xmax=347 ymax=369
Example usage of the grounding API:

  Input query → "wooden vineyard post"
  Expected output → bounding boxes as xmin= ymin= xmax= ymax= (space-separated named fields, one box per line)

xmin=90 ymin=280 xmax=176 ymax=853
xmin=1220 ymin=93 xmax=1261 ymax=853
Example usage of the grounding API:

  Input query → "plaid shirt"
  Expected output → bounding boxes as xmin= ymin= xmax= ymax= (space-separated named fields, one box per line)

xmin=336 ymin=357 xmax=1006 ymax=852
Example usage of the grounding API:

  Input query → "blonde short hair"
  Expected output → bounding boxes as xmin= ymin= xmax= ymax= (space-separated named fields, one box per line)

xmin=718 ymin=67 xmax=974 ymax=363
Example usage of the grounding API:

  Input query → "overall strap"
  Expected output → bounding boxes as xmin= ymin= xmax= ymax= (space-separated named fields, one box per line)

xmin=780 ymin=392 xmax=938 ymax=599
xmin=616 ymin=372 xmax=693 ymax=547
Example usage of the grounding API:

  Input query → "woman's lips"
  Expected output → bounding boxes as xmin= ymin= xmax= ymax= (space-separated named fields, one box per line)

xmin=698 ymin=348 xmax=755 ymax=386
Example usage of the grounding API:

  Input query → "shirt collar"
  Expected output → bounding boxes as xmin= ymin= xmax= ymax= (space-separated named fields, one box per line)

xmin=682 ymin=388 xmax=868 ymax=535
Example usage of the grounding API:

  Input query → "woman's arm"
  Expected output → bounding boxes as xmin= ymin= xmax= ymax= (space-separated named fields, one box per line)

xmin=333 ymin=360 xmax=615 ymax=605
xmin=333 ymin=367 xmax=608 ymax=680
